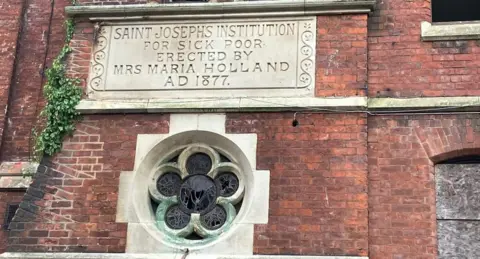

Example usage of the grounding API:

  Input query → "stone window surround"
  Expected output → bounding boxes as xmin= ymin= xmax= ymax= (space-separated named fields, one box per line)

xmin=421 ymin=21 xmax=480 ymax=41
xmin=148 ymin=143 xmax=246 ymax=245
xmin=116 ymin=114 xmax=271 ymax=255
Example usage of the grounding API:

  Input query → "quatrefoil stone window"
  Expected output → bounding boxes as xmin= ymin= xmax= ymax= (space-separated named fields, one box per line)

xmin=148 ymin=144 xmax=245 ymax=242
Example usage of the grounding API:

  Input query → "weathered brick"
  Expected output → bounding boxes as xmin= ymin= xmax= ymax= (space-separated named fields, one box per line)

xmin=7 ymin=115 xmax=169 ymax=253
xmin=368 ymin=0 xmax=480 ymax=97
xmin=315 ymin=15 xmax=368 ymax=97
xmin=368 ymin=114 xmax=480 ymax=259
xmin=0 ymin=0 xmax=25 ymax=157
xmin=28 ymin=231 xmax=48 ymax=238
xmin=227 ymin=113 xmax=368 ymax=256
xmin=4 ymin=0 xmax=480 ymax=257
xmin=0 ymin=191 xmax=25 ymax=252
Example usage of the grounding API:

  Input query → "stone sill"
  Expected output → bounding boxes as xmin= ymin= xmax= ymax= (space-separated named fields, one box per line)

xmin=0 ymin=253 xmax=368 ymax=259
xmin=421 ymin=21 xmax=480 ymax=41
xmin=75 ymin=96 xmax=480 ymax=114
xmin=65 ymin=0 xmax=375 ymax=20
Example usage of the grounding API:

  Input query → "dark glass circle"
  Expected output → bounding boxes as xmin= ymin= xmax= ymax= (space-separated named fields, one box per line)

xmin=157 ymin=172 xmax=182 ymax=197
xmin=178 ymin=174 xmax=217 ymax=214
xmin=215 ymin=172 xmax=239 ymax=197
xmin=165 ymin=205 xmax=191 ymax=229
xmin=200 ymin=205 xmax=227 ymax=230
xmin=186 ymin=153 xmax=212 ymax=175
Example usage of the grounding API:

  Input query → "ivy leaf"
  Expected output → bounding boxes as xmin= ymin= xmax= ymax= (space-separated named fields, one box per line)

xmin=33 ymin=19 xmax=82 ymax=158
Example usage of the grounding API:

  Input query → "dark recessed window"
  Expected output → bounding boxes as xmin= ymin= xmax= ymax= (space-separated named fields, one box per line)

xmin=3 ymin=204 xmax=19 ymax=230
xmin=438 ymin=155 xmax=480 ymax=164
xmin=432 ymin=0 xmax=480 ymax=23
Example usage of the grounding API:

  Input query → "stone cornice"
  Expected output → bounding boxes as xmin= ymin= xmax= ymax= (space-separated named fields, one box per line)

xmin=0 ymin=253 xmax=368 ymax=259
xmin=76 ymin=97 xmax=368 ymax=114
xmin=75 ymin=97 xmax=480 ymax=114
xmin=368 ymin=97 xmax=480 ymax=112
xmin=65 ymin=0 xmax=375 ymax=20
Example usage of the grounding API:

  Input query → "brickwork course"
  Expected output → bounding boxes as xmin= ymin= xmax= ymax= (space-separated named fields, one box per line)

xmin=0 ymin=0 xmax=479 ymax=259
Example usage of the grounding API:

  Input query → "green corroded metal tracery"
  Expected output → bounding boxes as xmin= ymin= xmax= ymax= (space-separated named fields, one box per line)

xmin=148 ymin=143 xmax=244 ymax=243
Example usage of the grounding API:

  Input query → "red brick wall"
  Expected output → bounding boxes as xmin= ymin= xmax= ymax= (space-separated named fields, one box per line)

xmin=0 ymin=191 xmax=25 ymax=253
xmin=0 ymin=0 xmax=25 ymax=158
xmin=4 ymin=0 xmax=479 ymax=163
xmin=8 ymin=113 xmax=368 ymax=256
xmin=227 ymin=113 xmax=368 ymax=256
xmin=7 ymin=115 xmax=169 ymax=252
xmin=368 ymin=0 xmax=480 ymax=97
xmin=5 ymin=0 xmax=480 ymax=257
xmin=316 ymin=15 xmax=368 ymax=97
xmin=13 ymin=112 xmax=480 ymax=258
xmin=368 ymin=114 xmax=480 ymax=259
xmin=1 ymin=0 xmax=69 ymax=161
xmin=66 ymin=19 xmax=93 ymax=93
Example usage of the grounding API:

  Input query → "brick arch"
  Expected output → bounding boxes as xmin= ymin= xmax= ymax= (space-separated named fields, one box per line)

xmin=432 ymin=148 xmax=480 ymax=164
xmin=414 ymin=117 xmax=480 ymax=164
xmin=368 ymin=115 xmax=480 ymax=259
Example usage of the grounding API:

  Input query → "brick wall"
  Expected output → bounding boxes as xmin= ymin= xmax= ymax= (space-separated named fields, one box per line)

xmin=5 ymin=0 xmax=480 ymax=257
xmin=8 ymin=113 xmax=369 ymax=256
xmin=368 ymin=0 xmax=480 ymax=97
xmin=66 ymin=19 xmax=93 ymax=93
xmin=0 ymin=191 xmax=25 ymax=253
xmin=316 ymin=15 xmax=368 ymax=97
xmin=7 ymin=115 xmax=169 ymax=252
xmin=0 ymin=0 xmax=25 ymax=158
xmin=1 ymin=0 xmax=69 ymax=161
xmin=368 ymin=114 xmax=480 ymax=259
xmin=227 ymin=113 xmax=368 ymax=256
xmin=4 ymin=5 xmax=480 ymax=137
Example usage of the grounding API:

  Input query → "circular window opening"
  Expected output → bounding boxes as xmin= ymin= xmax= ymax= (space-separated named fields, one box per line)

xmin=148 ymin=143 xmax=245 ymax=242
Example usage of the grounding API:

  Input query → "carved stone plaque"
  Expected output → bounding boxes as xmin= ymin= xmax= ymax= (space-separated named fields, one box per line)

xmin=88 ymin=17 xmax=316 ymax=99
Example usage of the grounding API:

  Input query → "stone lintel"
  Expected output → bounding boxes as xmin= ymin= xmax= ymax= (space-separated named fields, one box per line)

xmin=0 ymin=254 xmax=368 ymax=259
xmin=65 ymin=0 xmax=375 ymax=20
xmin=421 ymin=21 xmax=480 ymax=41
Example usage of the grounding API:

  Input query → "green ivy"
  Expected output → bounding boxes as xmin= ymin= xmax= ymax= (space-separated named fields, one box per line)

xmin=34 ymin=19 xmax=82 ymax=158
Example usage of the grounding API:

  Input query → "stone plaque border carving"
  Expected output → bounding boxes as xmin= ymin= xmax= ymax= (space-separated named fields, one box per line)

xmin=87 ymin=17 xmax=316 ymax=99
xmin=90 ymin=26 xmax=109 ymax=92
